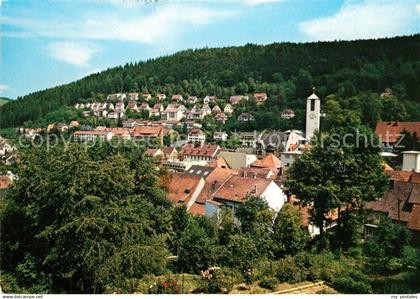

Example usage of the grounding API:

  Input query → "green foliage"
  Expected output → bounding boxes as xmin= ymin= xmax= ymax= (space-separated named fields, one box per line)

xmin=363 ymin=217 xmax=412 ymax=274
xmin=273 ymin=203 xmax=309 ymax=257
xmin=1 ymin=143 xmax=171 ymax=293
xmin=287 ymin=101 xmax=389 ymax=248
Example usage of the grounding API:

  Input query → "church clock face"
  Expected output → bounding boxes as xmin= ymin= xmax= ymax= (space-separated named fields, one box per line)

xmin=309 ymin=112 xmax=316 ymax=119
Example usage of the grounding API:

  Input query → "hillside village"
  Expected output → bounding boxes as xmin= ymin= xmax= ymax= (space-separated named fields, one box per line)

xmin=1 ymin=89 xmax=419 ymax=243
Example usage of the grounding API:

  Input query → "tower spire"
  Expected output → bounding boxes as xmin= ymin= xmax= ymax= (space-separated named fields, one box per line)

xmin=312 ymin=86 xmax=316 ymax=94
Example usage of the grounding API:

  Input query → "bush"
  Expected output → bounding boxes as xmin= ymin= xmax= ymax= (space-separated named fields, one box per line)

xmin=276 ymin=256 xmax=307 ymax=283
xmin=197 ymin=267 xmax=241 ymax=294
xmin=258 ymin=277 xmax=278 ymax=291
xmin=331 ymin=270 xmax=372 ymax=294
xmin=147 ymin=275 xmax=181 ymax=294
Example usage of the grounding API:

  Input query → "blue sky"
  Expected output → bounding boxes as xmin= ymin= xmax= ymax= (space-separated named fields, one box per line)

xmin=0 ymin=0 xmax=419 ymax=99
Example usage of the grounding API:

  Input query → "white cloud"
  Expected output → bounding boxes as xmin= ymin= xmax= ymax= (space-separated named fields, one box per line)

xmin=1 ymin=4 xmax=237 ymax=45
xmin=299 ymin=0 xmax=419 ymax=41
xmin=243 ymin=0 xmax=282 ymax=6
xmin=47 ymin=42 xmax=100 ymax=66
xmin=0 ymin=84 xmax=10 ymax=93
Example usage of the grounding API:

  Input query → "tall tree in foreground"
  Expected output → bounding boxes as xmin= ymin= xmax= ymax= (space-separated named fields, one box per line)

xmin=287 ymin=98 xmax=389 ymax=249
xmin=1 ymin=143 xmax=170 ymax=293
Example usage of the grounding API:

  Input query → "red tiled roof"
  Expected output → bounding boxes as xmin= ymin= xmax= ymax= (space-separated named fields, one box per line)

xmin=212 ymin=176 xmax=271 ymax=203
xmin=251 ymin=154 xmax=281 ymax=169
xmin=0 ymin=176 xmax=12 ymax=189
xmin=207 ymin=157 xmax=229 ymax=168
xmin=386 ymin=170 xmax=414 ymax=182
xmin=180 ymin=144 xmax=220 ymax=158
xmin=166 ymin=173 xmax=202 ymax=206
xmin=375 ymin=121 xmax=420 ymax=143
xmin=130 ymin=126 xmax=162 ymax=137
xmin=238 ymin=167 xmax=274 ymax=179
xmin=196 ymin=168 xmax=234 ymax=204
xmin=188 ymin=203 xmax=206 ymax=216
xmin=407 ymin=204 xmax=420 ymax=231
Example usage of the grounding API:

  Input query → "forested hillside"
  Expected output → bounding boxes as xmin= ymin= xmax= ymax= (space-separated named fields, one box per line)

xmin=1 ymin=35 xmax=419 ymax=128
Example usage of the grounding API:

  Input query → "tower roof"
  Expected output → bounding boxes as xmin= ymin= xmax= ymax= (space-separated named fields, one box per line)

xmin=307 ymin=87 xmax=319 ymax=100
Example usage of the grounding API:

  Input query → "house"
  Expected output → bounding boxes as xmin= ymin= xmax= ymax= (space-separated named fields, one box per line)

xmin=205 ymin=176 xmax=287 ymax=218
xmin=82 ymin=111 xmax=91 ymax=118
xmin=253 ymin=93 xmax=267 ymax=104
xmin=161 ymin=147 xmax=179 ymax=161
xmin=74 ymin=130 xmax=114 ymax=142
xmin=107 ymin=111 xmax=124 ymax=119
xmin=69 ymin=120 xmax=80 ymax=128
xmin=251 ymin=153 xmax=281 ymax=173
xmin=364 ymin=168 xmax=420 ymax=243
xmin=218 ymin=151 xmax=257 ymax=169
xmin=157 ymin=93 xmax=166 ymax=101
xmin=214 ymin=131 xmax=228 ymax=142
xmin=166 ymin=173 xmax=205 ymax=211
xmin=107 ymin=103 xmax=115 ymax=110
xmin=402 ymin=151 xmax=420 ymax=172
xmin=139 ymin=102 xmax=151 ymax=112
xmin=203 ymin=96 xmax=216 ymax=104
xmin=180 ymin=143 xmax=220 ymax=163
xmin=123 ymin=119 xmax=142 ymax=128
xmin=151 ymin=103 xmax=164 ymax=117
xmin=280 ymin=143 xmax=311 ymax=169
xmin=130 ymin=126 xmax=164 ymax=146
xmin=193 ymin=168 xmax=235 ymax=215
xmin=187 ymin=96 xmax=198 ymax=104
xmin=207 ymin=157 xmax=230 ymax=169
xmin=255 ymin=131 xmax=288 ymax=156
xmin=127 ymin=101 xmax=138 ymax=112
xmin=186 ymin=165 xmax=216 ymax=178
xmin=202 ymin=104 xmax=212 ymax=116
xmin=239 ymin=132 xmax=258 ymax=147
xmin=230 ymin=95 xmax=248 ymax=105
xmin=223 ymin=104 xmax=234 ymax=114
xmin=127 ymin=92 xmax=139 ymax=101
xmin=0 ymin=174 xmax=13 ymax=189
xmin=0 ymin=138 xmax=15 ymax=157
xmin=281 ymin=109 xmax=295 ymax=119
xmin=108 ymin=128 xmax=131 ymax=139
xmin=214 ymin=113 xmax=228 ymax=124
xmin=107 ymin=93 xmax=126 ymax=101
xmin=146 ymin=148 xmax=164 ymax=158
xmin=142 ymin=93 xmax=152 ymax=101
xmin=375 ymin=121 xmax=420 ymax=149
xmin=115 ymin=102 xmax=125 ymax=112
xmin=161 ymin=104 xmax=185 ymax=121
xmin=238 ymin=113 xmax=255 ymax=122
xmin=56 ymin=123 xmax=69 ymax=132
xmin=187 ymin=111 xmax=205 ymax=120
xmin=188 ymin=128 xmax=206 ymax=144
xmin=238 ymin=167 xmax=275 ymax=179
xmin=171 ymin=94 xmax=183 ymax=102
xmin=212 ymin=105 xmax=222 ymax=114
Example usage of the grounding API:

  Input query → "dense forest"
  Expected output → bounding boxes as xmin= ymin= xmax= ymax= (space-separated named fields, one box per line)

xmin=1 ymin=34 xmax=419 ymax=128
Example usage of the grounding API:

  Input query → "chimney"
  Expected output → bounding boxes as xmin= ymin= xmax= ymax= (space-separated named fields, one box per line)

xmin=401 ymin=151 xmax=420 ymax=173
xmin=252 ymin=184 xmax=257 ymax=194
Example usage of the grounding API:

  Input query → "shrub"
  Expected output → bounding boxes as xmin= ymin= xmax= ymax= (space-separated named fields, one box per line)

xmin=147 ymin=275 xmax=181 ymax=294
xmin=331 ymin=270 xmax=372 ymax=294
xmin=276 ymin=256 xmax=306 ymax=283
xmin=258 ymin=277 xmax=279 ymax=291
xmin=197 ymin=267 xmax=240 ymax=294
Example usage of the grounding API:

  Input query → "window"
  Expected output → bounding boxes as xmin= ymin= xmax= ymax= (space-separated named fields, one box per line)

xmin=310 ymin=99 xmax=315 ymax=111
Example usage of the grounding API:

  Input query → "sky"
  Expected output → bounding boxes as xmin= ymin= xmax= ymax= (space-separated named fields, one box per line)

xmin=0 ymin=0 xmax=419 ymax=99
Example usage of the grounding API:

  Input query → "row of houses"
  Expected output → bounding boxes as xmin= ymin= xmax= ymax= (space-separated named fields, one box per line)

xmin=73 ymin=125 xmax=171 ymax=145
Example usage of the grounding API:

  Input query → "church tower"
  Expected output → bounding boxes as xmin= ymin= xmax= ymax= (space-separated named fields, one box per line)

xmin=305 ymin=87 xmax=320 ymax=141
